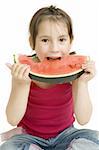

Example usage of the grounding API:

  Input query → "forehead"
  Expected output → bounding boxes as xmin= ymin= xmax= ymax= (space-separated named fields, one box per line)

xmin=37 ymin=19 xmax=69 ymax=36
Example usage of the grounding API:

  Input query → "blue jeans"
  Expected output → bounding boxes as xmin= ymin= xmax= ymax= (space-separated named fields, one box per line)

xmin=0 ymin=126 xmax=99 ymax=150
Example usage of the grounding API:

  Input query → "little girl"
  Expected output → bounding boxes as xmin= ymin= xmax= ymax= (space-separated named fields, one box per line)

xmin=0 ymin=5 xmax=99 ymax=150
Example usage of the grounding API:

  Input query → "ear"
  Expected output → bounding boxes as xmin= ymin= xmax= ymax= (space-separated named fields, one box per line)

xmin=29 ymin=36 xmax=34 ymax=49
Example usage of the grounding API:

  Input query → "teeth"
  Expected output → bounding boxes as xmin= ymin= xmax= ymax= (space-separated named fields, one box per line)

xmin=47 ymin=57 xmax=61 ymax=60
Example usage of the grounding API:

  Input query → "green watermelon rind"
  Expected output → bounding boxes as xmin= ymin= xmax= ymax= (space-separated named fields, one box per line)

xmin=29 ymin=70 xmax=84 ymax=83
xmin=14 ymin=54 xmax=85 ymax=83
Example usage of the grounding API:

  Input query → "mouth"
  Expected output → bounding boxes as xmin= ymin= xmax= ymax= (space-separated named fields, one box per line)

xmin=46 ymin=57 xmax=62 ymax=60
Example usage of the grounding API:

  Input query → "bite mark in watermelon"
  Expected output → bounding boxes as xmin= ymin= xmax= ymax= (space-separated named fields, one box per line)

xmin=14 ymin=54 xmax=89 ymax=83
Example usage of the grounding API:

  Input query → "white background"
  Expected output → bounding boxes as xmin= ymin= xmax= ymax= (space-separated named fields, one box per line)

xmin=0 ymin=0 xmax=99 ymax=133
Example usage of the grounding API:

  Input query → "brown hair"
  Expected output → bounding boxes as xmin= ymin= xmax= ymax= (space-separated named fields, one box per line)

xmin=29 ymin=5 xmax=74 ymax=49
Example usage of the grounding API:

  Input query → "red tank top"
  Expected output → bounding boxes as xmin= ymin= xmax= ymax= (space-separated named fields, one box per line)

xmin=18 ymin=82 xmax=75 ymax=139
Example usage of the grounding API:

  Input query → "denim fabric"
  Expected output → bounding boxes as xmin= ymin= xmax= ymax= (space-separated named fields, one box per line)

xmin=29 ymin=144 xmax=43 ymax=150
xmin=66 ymin=138 xmax=99 ymax=150
xmin=0 ymin=126 xmax=99 ymax=150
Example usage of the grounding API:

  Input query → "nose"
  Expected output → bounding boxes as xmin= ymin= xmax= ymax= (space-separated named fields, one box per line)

xmin=50 ymin=42 xmax=60 ymax=53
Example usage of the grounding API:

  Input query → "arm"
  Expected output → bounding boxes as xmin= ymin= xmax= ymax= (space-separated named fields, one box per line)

xmin=72 ymin=80 xmax=92 ymax=125
xmin=72 ymin=60 xmax=96 ymax=125
xmin=6 ymin=63 xmax=31 ymax=126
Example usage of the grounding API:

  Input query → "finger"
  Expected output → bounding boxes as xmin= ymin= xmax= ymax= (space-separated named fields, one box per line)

xmin=11 ymin=63 xmax=19 ymax=74
xmin=82 ymin=61 xmax=95 ymax=70
xmin=23 ymin=67 xmax=31 ymax=80
xmin=80 ymin=70 xmax=95 ymax=81
xmin=18 ymin=65 xmax=30 ymax=79
xmin=83 ymin=66 xmax=96 ymax=78
xmin=12 ymin=64 xmax=25 ymax=78
xmin=83 ymin=60 xmax=95 ymax=65
xmin=5 ymin=63 xmax=12 ymax=70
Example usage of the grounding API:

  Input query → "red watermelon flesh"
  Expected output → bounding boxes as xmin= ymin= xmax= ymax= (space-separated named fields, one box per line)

xmin=18 ymin=55 xmax=88 ymax=76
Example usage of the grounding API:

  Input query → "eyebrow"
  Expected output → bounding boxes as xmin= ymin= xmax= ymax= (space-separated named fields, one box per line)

xmin=39 ymin=35 xmax=50 ymax=39
xmin=39 ymin=35 xmax=68 ymax=39
xmin=58 ymin=35 xmax=68 ymax=38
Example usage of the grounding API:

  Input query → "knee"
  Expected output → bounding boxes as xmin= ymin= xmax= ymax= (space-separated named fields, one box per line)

xmin=68 ymin=138 xmax=99 ymax=149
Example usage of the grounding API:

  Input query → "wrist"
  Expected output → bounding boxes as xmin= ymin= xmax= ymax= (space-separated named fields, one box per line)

xmin=12 ymin=78 xmax=31 ymax=88
xmin=77 ymin=80 xmax=88 ymax=87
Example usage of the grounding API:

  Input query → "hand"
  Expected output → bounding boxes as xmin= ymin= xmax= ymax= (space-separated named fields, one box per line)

xmin=6 ymin=63 xmax=31 ymax=84
xmin=78 ymin=60 xmax=96 ymax=83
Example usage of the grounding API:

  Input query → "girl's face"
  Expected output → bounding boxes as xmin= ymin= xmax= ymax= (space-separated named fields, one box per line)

xmin=35 ymin=20 xmax=72 ymax=61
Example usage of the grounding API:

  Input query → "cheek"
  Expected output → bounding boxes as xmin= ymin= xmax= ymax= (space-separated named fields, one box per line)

xmin=37 ymin=44 xmax=49 ymax=54
xmin=35 ymin=47 xmax=48 ymax=61
xmin=35 ymin=41 xmax=48 ymax=52
xmin=63 ymin=50 xmax=70 ymax=55
xmin=36 ymin=51 xmax=44 ymax=61
xmin=62 ymin=45 xmax=71 ymax=55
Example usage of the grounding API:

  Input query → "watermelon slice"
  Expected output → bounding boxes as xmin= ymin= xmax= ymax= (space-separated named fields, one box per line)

xmin=14 ymin=54 xmax=89 ymax=83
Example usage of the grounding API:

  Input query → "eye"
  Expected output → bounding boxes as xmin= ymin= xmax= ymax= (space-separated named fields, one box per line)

xmin=42 ymin=39 xmax=48 ymax=42
xmin=59 ymin=38 xmax=66 ymax=42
